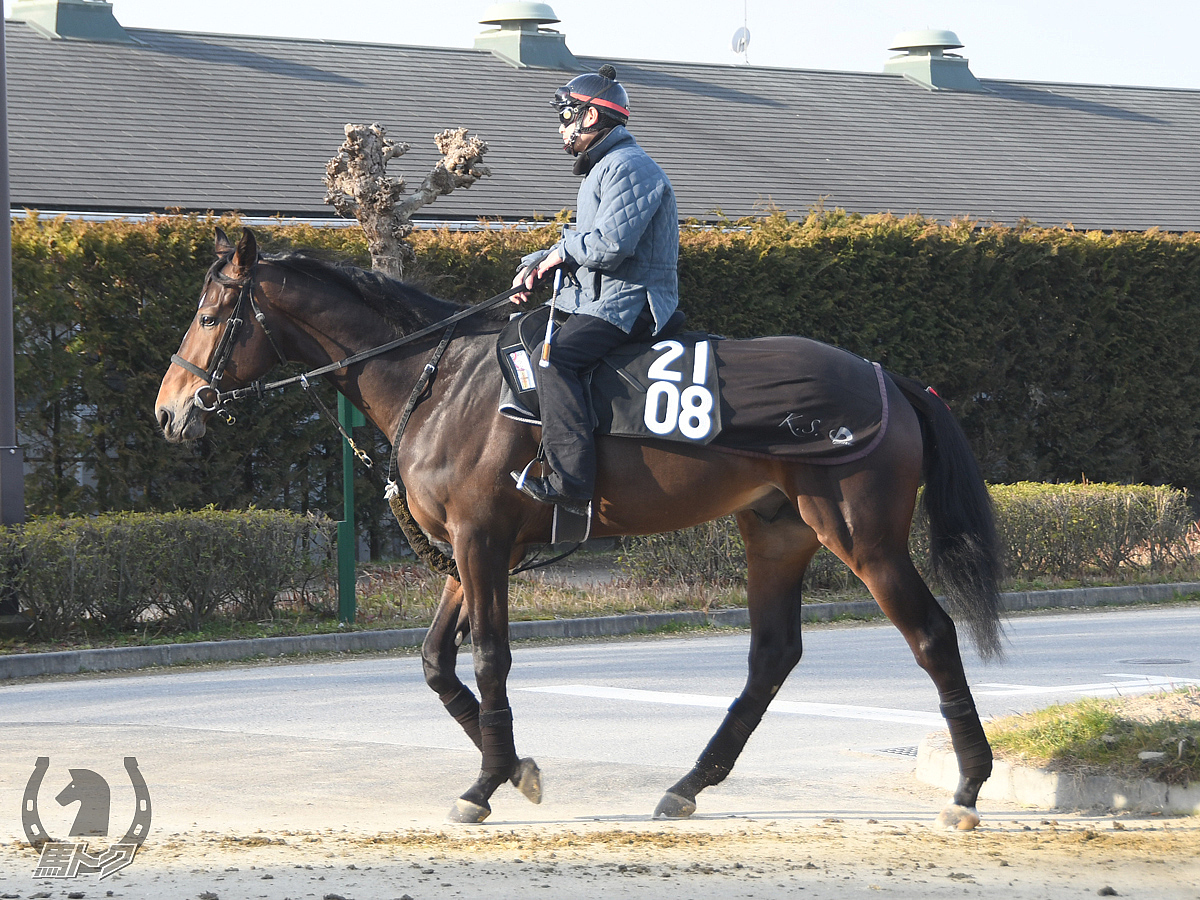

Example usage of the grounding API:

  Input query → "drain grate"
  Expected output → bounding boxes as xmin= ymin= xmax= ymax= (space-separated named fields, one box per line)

xmin=868 ymin=745 xmax=919 ymax=759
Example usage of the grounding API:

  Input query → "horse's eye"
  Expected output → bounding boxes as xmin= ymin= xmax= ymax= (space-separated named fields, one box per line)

xmin=200 ymin=314 xmax=217 ymax=327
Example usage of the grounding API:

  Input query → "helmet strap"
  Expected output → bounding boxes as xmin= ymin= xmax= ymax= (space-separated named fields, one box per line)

xmin=563 ymin=110 xmax=603 ymax=156
xmin=564 ymin=126 xmax=581 ymax=157
xmin=570 ymin=128 xmax=613 ymax=173
xmin=578 ymin=104 xmax=603 ymax=133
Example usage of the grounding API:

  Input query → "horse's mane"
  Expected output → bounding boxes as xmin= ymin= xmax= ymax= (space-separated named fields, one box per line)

xmin=246 ymin=250 xmax=506 ymax=334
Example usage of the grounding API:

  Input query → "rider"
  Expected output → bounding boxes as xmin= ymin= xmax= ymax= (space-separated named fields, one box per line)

xmin=512 ymin=64 xmax=679 ymax=515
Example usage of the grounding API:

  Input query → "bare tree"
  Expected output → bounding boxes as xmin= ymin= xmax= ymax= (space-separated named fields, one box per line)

xmin=324 ymin=124 xmax=491 ymax=278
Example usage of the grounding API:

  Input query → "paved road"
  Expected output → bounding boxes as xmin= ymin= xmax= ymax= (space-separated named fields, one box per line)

xmin=0 ymin=605 xmax=1196 ymax=844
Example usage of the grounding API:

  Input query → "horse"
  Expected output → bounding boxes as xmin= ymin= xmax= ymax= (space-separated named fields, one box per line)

xmin=155 ymin=227 xmax=1004 ymax=830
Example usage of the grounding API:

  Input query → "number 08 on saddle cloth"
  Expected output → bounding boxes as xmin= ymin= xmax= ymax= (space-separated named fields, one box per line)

xmin=497 ymin=314 xmax=887 ymax=462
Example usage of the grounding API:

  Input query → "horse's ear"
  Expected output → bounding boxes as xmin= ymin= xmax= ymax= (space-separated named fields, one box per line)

xmin=215 ymin=227 xmax=234 ymax=255
xmin=233 ymin=228 xmax=258 ymax=269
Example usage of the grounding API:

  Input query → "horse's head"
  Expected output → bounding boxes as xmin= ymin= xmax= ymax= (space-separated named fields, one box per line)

xmin=155 ymin=227 xmax=280 ymax=442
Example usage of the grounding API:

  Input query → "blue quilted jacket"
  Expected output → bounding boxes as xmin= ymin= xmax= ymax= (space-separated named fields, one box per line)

xmin=526 ymin=126 xmax=679 ymax=334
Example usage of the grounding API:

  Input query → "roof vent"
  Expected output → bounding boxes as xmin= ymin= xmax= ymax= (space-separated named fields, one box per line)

xmin=474 ymin=2 xmax=582 ymax=70
xmin=10 ymin=0 xmax=136 ymax=43
xmin=884 ymin=29 xmax=986 ymax=93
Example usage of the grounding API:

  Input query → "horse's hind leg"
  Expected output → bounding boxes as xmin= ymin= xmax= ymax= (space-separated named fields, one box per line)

xmin=845 ymin=548 xmax=992 ymax=830
xmin=655 ymin=505 xmax=819 ymax=819
xmin=421 ymin=576 xmax=541 ymax=813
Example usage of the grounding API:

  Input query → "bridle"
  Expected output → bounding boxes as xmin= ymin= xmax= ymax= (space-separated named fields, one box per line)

xmin=170 ymin=255 xmax=526 ymax=451
xmin=169 ymin=264 xmax=287 ymax=422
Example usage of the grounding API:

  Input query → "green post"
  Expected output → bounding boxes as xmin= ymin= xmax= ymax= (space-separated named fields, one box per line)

xmin=337 ymin=393 xmax=365 ymax=623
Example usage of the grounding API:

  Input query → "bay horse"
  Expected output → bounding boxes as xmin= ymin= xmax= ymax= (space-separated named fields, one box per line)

xmin=155 ymin=228 xmax=1003 ymax=830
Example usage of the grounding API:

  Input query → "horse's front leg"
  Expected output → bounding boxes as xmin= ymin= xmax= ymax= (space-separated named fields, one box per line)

xmin=422 ymin=576 xmax=482 ymax=748
xmin=447 ymin=530 xmax=541 ymax=824
xmin=423 ymin=575 xmax=542 ymax=815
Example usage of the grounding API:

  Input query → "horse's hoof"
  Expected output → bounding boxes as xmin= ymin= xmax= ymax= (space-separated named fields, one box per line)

xmin=935 ymin=803 xmax=981 ymax=831
xmin=653 ymin=791 xmax=697 ymax=819
xmin=512 ymin=757 xmax=543 ymax=805
xmin=447 ymin=798 xmax=491 ymax=824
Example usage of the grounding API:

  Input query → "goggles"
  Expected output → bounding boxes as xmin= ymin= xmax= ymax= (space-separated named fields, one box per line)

xmin=552 ymin=86 xmax=582 ymax=124
xmin=557 ymin=103 xmax=584 ymax=125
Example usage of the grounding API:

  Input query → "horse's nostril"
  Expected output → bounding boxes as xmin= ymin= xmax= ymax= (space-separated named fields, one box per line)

xmin=156 ymin=408 xmax=171 ymax=431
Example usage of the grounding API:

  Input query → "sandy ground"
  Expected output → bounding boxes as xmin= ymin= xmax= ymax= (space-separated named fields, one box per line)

xmin=3 ymin=809 xmax=1197 ymax=899
xmin=1 ymin=616 xmax=1198 ymax=898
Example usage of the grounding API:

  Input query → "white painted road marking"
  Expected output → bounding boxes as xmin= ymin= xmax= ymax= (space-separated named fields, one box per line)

xmin=976 ymin=674 xmax=1200 ymax=697
xmin=517 ymin=684 xmax=944 ymax=726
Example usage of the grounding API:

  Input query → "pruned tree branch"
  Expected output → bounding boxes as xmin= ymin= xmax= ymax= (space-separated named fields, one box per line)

xmin=323 ymin=123 xmax=490 ymax=278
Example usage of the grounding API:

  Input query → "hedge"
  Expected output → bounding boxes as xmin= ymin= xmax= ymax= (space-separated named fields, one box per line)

xmin=987 ymin=483 xmax=1196 ymax=580
xmin=12 ymin=212 xmax=1200 ymax=550
xmin=3 ymin=486 xmax=1194 ymax=638
xmin=0 ymin=509 xmax=335 ymax=638
xmin=620 ymin=483 xmax=1198 ymax=591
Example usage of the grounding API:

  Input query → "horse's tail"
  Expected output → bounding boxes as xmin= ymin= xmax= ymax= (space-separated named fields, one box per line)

xmin=890 ymin=371 xmax=1004 ymax=659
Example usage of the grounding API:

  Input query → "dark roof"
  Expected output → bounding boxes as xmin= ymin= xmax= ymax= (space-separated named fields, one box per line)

xmin=8 ymin=20 xmax=1200 ymax=230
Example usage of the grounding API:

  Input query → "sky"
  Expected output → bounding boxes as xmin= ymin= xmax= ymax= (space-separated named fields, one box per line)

xmin=6 ymin=0 xmax=1200 ymax=90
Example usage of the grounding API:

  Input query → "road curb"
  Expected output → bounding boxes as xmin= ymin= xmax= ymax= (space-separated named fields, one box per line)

xmin=0 ymin=581 xmax=1197 ymax=681
xmin=916 ymin=732 xmax=1200 ymax=815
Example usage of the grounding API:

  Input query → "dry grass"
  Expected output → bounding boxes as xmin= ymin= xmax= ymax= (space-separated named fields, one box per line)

xmin=352 ymin=560 xmax=750 ymax=628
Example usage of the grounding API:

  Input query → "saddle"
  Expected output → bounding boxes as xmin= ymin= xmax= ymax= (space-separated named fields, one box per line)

xmin=496 ymin=305 xmax=704 ymax=425
xmin=496 ymin=309 xmax=889 ymax=463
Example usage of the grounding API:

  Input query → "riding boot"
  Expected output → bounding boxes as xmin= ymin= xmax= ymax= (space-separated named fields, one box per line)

xmin=531 ymin=309 xmax=653 ymax=502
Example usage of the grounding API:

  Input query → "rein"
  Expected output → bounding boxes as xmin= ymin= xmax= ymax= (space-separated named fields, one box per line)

xmin=205 ymin=276 xmax=525 ymax=408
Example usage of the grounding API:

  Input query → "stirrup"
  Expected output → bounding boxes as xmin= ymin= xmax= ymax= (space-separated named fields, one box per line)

xmin=511 ymin=458 xmax=540 ymax=491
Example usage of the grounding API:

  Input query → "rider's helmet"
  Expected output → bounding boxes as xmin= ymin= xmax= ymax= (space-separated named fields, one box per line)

xmin=551 ymin=64 xmax=630 ymax=131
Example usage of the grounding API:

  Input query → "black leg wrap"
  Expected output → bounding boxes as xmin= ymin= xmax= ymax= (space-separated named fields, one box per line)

xmin=939 ymin=690 xmax=992 ymax=781
xmin=692 ymin=697 xmax=766 ymax=786
xmin=441 ymin=687 xmax=482 ymax=751
xmin=478 ymin=707 xmax=513 ymax=729
xmin=479 ymin=707 xmax=518 ymax=776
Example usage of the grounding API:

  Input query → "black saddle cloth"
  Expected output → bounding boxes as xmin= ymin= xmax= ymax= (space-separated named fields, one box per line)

xmin=712 ymin=336 xmax=888 ymax=462
xmin=496 ymin=310 xmax=888 ymax=462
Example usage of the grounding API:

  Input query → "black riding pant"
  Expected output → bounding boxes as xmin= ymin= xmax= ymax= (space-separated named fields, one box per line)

xmin=536 ymin=307 xmax=654 ymax=500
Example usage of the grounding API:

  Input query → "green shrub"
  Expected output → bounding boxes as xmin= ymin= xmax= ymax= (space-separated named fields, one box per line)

xmin=990 ymin=483 xmax=1195 ymax=580
xmin=228 ymin=511 xmax=338 ymax=624
xmin=150 ymin=510 xmax=241 ymax=631
xmin=79 ymin=513 xmax=162 ymax=631
xmin=619 ymin=518 xmax=857 ymax=593
xmin=5 ymin=519 xmax=106 ymax=639
xmin=619 ymin=483 xmax=1197 ymax=591
xmin=0 ymin=509 xmax=336 ymax=636
xmin=618 ymin=519 xmax=746 ymax=587
xmin=2 ymin=515 xmax=167 ymax=638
